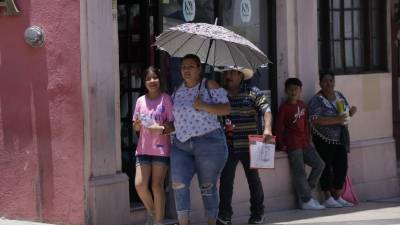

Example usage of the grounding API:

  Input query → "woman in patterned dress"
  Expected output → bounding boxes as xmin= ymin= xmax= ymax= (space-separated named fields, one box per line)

xmin=170 ymin=54 xmax=231 ymax=225
xmin=308 ymin=73 xmax=357 ymax=208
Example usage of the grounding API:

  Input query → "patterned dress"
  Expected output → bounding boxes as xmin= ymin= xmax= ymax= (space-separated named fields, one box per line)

xmin=308 ymin=91 xmax=350 ymax=144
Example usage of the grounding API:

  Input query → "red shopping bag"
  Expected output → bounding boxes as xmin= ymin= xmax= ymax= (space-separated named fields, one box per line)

xmin=341 ymin=175 xmax=358 ymax=204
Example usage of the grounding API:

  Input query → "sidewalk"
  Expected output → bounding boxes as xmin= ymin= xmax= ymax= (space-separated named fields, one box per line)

xmin=0 ymin=218 xmax=55 ymax=225
xmin=264 ymin=199 xmax=400 ymax=225
xmin=1 ymin=197 xmax=399 ymax=225
xmin=194 ymin=197 xmax=400 ymax=225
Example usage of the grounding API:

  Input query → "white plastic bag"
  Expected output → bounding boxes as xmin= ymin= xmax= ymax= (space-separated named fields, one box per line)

xmin=248 ymin=135 xmax=276 ymax=169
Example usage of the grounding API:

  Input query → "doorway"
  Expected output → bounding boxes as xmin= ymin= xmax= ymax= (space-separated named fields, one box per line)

xmin=117 ymin=0 xmax=160 ymax=208
xmin=116 ymin=0 xmax=277 ymax=211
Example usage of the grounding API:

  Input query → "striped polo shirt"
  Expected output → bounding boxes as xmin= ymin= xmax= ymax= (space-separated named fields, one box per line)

xmin=225 ymin=84 xmax=271 ymax=153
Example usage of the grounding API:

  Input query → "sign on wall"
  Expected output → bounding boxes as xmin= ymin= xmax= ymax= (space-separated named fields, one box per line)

xmin=240 ymin=0 xmax=251 ymax=23
xmin=0 ymin=0 xmax=21 ymax=16
xmin=182 ymin=0 xmax=195 ymax=22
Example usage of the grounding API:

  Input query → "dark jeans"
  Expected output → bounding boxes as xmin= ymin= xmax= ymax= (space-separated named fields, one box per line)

xmin=287 ymin=147 xmax=325 ymax=202
xmin=218 ymin=151 xmax=264 ymax=219
xmin=312 ymin=135 xmax=348 ymax=191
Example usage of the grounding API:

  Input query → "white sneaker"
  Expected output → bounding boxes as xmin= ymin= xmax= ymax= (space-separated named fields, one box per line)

xmin=336 ymin=197 xmax=354 ymax=207
xmin=312 ymin=198 xmax=326 ymax=209
xmin=324 ymin=197 xmax=343 ymax=208
xmin=302 ymin=198 xmax=325 ymax=210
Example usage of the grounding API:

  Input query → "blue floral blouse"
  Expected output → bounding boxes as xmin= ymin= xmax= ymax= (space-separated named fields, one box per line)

xmin=172 ymin=79 xmax=229 ymax=142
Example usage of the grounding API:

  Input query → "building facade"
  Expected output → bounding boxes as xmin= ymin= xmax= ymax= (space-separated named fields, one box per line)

xmin=0 ymin=0 xmax=399 ymax=225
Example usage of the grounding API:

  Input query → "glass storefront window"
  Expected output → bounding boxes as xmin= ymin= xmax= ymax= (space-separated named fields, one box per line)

xmin=160 ymin=0 xmax=216 ymax=91
xmin=159 ymin=0 xmax=273 ymax=99
xmin=223 ymin=0 xmax=260 ymax=48
xmin=161 ymin=0 xmax=215 ymax=30
xmin=222 ymin=0 xmax=271 ymax=93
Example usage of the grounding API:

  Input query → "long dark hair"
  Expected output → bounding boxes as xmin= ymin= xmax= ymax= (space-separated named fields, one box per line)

xmin=142 ymin=66 xmax=163 ymax=92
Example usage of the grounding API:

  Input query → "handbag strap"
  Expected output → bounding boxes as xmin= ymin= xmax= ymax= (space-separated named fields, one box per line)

xmin=172 ymin=78 xmax=212 ymax=102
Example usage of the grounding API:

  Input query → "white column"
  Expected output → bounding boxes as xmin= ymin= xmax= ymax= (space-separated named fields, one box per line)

xmin=295 ymin=0 xmax=319 ymax=102
xmin=276 ymin=0 xmax=319 ymax=103
xmin=276 ymin=0 xmax=298 ymax=105
xmin=81 ymin=0 xmax=130 ymax=224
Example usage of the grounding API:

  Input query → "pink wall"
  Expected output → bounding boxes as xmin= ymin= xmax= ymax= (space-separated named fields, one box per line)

xmin=0 ymin=1 xmax=84 ymax=225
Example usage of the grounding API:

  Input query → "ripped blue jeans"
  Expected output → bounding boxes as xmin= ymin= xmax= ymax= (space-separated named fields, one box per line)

xmin=170 ymin=128 xmax=228 ymax=220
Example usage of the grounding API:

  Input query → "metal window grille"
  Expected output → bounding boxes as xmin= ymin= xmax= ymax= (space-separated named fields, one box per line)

xmin=318 ymin=0 xmax=387 ymax=74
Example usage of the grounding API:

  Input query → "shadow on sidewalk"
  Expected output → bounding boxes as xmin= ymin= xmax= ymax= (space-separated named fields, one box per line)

xmin=267 ymin=218 xmax=400 ymax=225
xmin=266 ymin=201 xmax=400 ymax=225
xmin=221 ymin=200 xmax=400 ymax=225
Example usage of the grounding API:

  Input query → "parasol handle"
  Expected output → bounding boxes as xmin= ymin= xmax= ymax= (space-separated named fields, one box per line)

xmin=205 ymin=39 xmax=214 ymax=65
xmin=206 ymin=19 xmax=218 ymax=66
xmin=205 ymin=19 xmax=217 ymax=69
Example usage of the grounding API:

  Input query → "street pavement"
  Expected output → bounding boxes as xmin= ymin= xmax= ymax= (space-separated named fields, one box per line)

xmin=0 ymin=197 xmax=399 ymax=225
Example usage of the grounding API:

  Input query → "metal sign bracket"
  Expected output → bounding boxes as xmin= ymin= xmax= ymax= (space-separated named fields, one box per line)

xmin=0 ymin=0 xmax=21 ymax=16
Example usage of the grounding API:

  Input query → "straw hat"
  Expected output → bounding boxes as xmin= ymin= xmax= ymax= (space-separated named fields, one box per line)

xmin=218 ymin=66 xmax=254 ymax=80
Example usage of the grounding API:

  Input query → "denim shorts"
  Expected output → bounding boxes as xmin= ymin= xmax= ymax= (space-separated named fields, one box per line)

xmin=135 ymin=154 xmax=170 ymax=166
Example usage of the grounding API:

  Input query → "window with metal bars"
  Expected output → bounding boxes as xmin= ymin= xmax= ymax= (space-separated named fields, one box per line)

xmin=318 ymin=0 xmax=387 ymax=74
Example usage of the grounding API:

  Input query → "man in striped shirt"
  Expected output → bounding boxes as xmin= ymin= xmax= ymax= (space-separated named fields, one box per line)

xmin=217 ymin=67 xmax=273 ymax=225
